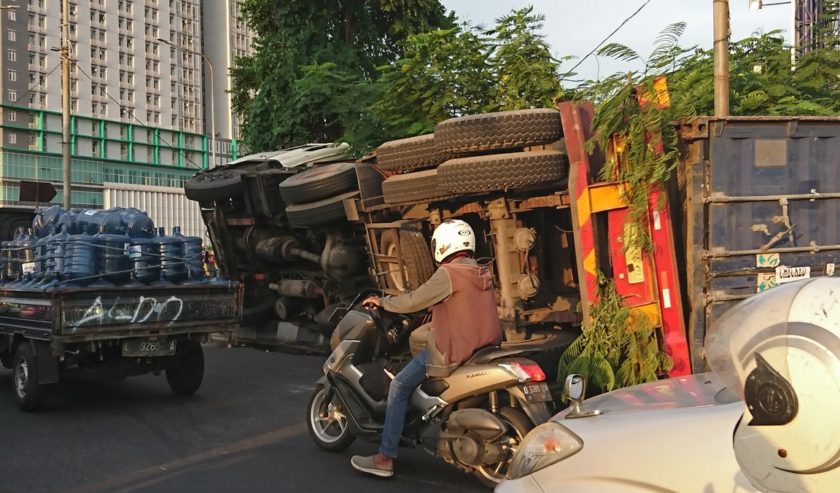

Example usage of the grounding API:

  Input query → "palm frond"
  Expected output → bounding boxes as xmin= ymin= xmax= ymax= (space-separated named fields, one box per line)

xmin=597 ymin=43 xmax=641 ymax=63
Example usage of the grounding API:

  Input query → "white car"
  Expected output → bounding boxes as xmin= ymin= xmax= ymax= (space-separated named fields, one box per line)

xmin=499 ymin=277 xmax=840 ymax=493
xmin=496 ymin=372 xmax=759 ymax=493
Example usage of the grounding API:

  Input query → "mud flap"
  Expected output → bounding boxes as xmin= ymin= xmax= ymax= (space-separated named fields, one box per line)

xmin=30 ymin=340 xmax=59 ymax=385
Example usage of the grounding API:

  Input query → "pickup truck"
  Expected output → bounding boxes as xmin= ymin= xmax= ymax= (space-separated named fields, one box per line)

xmin=0 ymin=282 xmax=242 ymax=411
xmin=0 ymin=205 xmax=243 ymax=412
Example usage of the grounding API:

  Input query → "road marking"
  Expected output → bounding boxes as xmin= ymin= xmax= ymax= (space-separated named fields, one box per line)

xmin=67 ymin=423 xmax=306 ymax=493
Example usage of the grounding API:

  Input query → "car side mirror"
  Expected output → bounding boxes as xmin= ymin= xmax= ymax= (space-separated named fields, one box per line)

xmin=564 ymin=374 xmax=601 ymax=419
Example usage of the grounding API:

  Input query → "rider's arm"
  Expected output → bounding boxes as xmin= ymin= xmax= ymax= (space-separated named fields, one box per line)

xmin=381 ymin=267 xmax=451 ymax=314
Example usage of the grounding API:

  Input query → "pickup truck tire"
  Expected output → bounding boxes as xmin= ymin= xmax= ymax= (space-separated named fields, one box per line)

xmin=382 ymin=169 xmax=456 ymax=205
xmin=438 ymin=151 xmax=568 ymax=194
xmin=380 ymin=230 xmax=435 ymax=291
xmin=375 ymin=134 xmax=447 ymax=172
xmin=285 ymin=191 xmax=359 ymax=228
xmin=166 ymin=340 xmax=204 ymax=396
xmin=278 ymin=162 xmax=358 ymax=204
xmin=13 ymin=343 xmax=47 ymax=412
xmin=185 ymin=169 xmax=245 ymax=202
xmin=435 ymin=109 xmax=562 ymax=155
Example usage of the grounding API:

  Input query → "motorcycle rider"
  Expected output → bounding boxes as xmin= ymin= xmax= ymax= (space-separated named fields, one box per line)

xmin=350 ymin=219 xmax=502 ymax=478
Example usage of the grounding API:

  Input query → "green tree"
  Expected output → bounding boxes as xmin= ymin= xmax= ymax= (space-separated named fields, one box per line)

xmin=371 ymin=6 xmax=564 ymax=141
xmin=372 ymin=25 xmax=496 ymax=137
xmin=230 ymin=0 xmax=454 ymax=153
xmin=488 ymin=6 xmax=563 ymax=110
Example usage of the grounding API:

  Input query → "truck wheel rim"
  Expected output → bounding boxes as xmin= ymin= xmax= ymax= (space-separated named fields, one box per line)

xmin=15 ymin=360 xmax=29 ymax=398
xmin=310 ymin=387 xmax=348 ymax=444
xmin=384 ymin=243 xmax=406 ymax=292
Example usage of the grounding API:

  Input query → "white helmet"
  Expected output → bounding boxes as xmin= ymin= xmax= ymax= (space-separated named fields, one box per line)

xmin=430 ymin=219 xmax=475 ymax=263
xmin=706 ymin=277 xmax=840 ymax=493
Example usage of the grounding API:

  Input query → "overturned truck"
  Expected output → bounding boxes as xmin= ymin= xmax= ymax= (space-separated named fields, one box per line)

xmin=185 ymin=109 xmax=583 ymax=375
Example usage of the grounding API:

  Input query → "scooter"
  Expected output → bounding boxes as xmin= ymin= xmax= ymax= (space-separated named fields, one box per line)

xmin=306 ymin=294 xmax=554 ymax=487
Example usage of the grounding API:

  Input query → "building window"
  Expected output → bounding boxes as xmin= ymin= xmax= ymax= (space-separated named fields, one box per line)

xmin=7 ymin=29 xmax=15 ymax=41
xmin=8 ymin=111 xmax=15 ymax=122
xmin=8 ymin=90 xmax=16 ymax=101
xmin=7 ymin=49 xmax=14 ymax=61
xmin=8 ymin=10 xmax=14 ymax=21
xmin=8 ymin=133 xmax=16 ymax=144
xmin=7 ymin=70 xmax=15 ymax=82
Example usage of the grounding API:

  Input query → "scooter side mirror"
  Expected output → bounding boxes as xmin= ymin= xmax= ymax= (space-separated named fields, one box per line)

xmin=564 ymin=374 xmax=602 ymax=419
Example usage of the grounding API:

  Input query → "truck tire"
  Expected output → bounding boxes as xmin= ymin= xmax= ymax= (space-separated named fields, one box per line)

xmin=438 ymin=150 xmax=568 ymax=195
xmin=434 ymin=109 xmax=562 ymax=155
xmin=278 ymin=162 xmax=358 ymax=204
xmin=13 ymin=343 xmax=47 ymax=412
xmin=375 ymin=134 xmax=447 ymax=172
xmin=184 ymin=169 xmax=245 ymax=202
xmin=166 ymin=340 xmax=205 ymax=396
xmin=382 ymin=169 xmax=456 ymax=206
xmin=285 ymin=191 xmax=358 ymax=228
xmin=379 ymin=230 xmax=435 ymax=291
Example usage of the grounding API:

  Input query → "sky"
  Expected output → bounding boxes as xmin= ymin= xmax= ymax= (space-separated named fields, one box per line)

xmin=440 ymin=0 xmax=792 ymax=84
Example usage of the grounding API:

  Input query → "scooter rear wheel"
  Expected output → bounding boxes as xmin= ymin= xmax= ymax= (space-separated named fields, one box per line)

xmin=307 ymin=384 xmax=356 ymax=451
xmin=473 ymin=407 xmax=533 ymax=487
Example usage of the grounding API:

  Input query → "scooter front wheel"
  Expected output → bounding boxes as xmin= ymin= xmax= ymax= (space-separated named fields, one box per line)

xmin=307 ymin=384 xmax=356 ymax=451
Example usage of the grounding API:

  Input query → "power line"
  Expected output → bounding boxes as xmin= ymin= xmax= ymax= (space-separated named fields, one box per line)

xmin=560 ymin=0 xmax=654 ymax=81
xmin=0 ymin=62 xmax=61 ymax=116
xmin=75 ymin=63 xmax=202 ymax=169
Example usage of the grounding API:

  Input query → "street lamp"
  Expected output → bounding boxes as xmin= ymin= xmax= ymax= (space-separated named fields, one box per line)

xmin=158 ymin=38 xmax=215 ymax=168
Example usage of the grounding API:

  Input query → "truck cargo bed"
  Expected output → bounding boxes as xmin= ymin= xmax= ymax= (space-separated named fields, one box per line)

xmin=0 ymin=283 xmax=243 ymax=343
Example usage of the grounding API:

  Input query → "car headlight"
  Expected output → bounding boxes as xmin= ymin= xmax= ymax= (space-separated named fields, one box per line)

xmin=506 ymin=422 xmax=583 ymax=480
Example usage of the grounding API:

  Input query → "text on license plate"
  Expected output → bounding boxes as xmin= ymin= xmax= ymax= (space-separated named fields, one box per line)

xmin=122 ymin=339 xmax=176 ymax=357
xmin=521 ymin=382 xmax=552 ymax=403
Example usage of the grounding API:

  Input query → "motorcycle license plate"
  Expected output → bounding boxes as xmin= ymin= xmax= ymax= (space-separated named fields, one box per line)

xmin=520 ymin=382 xmax=552 ymax=403
xmin=122 ymin=339 xmax=176 ymax=357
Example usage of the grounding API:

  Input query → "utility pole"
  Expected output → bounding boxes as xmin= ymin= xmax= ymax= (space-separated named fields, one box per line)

xmin=713 ymin=0 xmax=730 ymax=117
xmin=61 ymin=0 xmax=71 ymax=208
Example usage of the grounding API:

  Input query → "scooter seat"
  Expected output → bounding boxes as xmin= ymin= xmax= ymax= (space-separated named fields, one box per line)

xmin=464 ymin=345 xmax=523 ymax=365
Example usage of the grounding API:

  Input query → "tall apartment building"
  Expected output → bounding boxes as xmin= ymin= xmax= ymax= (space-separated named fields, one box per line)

xmin=0 ymin=0 xmax=254 ymax=236
xmin=201 ymin=0 xmax=254 ymax=157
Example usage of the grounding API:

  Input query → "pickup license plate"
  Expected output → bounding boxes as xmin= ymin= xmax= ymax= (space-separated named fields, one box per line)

xmin=122 ymin=339 xmax=176 ymax=357
xmin=520 ymin=382 xmax=552 ymax=403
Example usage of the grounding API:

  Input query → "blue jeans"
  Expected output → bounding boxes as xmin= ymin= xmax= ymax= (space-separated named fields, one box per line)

xmin=379 ymin=349 xmax=427 ymax=458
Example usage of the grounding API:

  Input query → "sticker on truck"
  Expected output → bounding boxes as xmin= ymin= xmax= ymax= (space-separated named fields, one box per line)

xmin=775 ymin=265 xmax=811 ymax=284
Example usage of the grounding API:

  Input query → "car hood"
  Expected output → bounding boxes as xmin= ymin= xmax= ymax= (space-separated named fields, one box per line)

xmin=555 ymin=372 xmax=741 ymax=419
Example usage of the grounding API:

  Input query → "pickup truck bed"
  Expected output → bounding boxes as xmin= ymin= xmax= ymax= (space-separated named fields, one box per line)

xmin=0 ymin=282 xmax=243 ymax=411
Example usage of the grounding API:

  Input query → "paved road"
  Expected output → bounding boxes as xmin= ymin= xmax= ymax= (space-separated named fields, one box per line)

xmin=0 ymin=344 xmax=486 ymax=493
